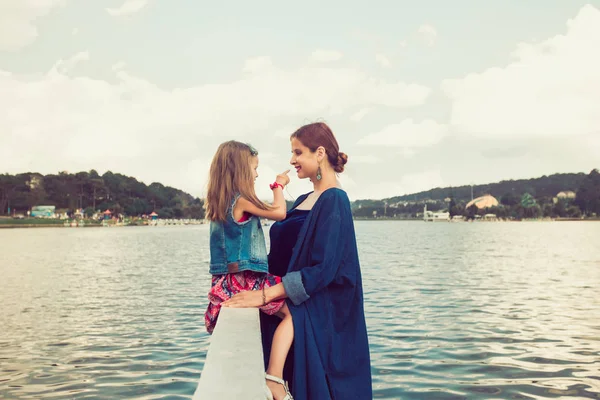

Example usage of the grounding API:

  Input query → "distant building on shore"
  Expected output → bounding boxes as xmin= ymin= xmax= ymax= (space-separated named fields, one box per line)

xmin=31 ymin=205 xmax=56 ymax=218
xmin=466 ymin=195 xmax=499 ymax=209
xmin=554 ymin=191 xmax=576 ymax=202
xmin=423 ymin=204 xmax=450 ymax=222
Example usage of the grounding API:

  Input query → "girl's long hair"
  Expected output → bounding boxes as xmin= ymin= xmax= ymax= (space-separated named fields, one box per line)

xmin=205 ymin=141 xmax=270 ymax=222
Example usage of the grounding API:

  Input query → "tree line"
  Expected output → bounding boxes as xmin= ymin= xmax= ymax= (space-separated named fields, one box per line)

xmin=0 ymin=170 xmax=205 ymax=219
xmin=352 ymin=169 xmax=600 ymax=220
xmin=2 ymin=169 xmax=598 ymax=220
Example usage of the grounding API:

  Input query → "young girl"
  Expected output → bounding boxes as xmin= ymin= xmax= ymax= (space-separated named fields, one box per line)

xmin=204 ymin=141 xmax=294 ymax=400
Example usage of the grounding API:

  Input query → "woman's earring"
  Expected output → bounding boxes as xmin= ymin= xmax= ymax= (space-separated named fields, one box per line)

xmin=316 ymin=164 xmax=322 ymax=181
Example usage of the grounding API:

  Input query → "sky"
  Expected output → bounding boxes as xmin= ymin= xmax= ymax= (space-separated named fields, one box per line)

xmin=1 ymin=0 xmax=599 ymax=201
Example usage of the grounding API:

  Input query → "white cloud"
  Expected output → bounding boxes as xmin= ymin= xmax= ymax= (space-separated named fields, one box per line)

xmin=442 ymin=4 xmax=600 ymax=138
xmin=417 ymin=24 xmax=437 ymax=47
xmin=357 ymin=119 xmax=448 ymax=148
xmin=589 ymin=134 xmax=600 ymax=159
xmin=0 ymin=0 xmax=66 ymax=51
xmin=351 ymin=155 xmax=380 ymax=164
xmin=353 ymin=170 xmax=444 ymax=200
xmin=375 ymin=54 xmax=392 ymax=68
xmin=111 ymin=61 xmax=127 ymax=71
xmin=398 ymin=170 xmax=444 ymax=195
xmin=399 ymin=148 xmax=416 ymax=158
xmin=336 ymin=174 xmax=356 ymax=191
xmin=243 ymin=56 xmax=273 ymax=74
xmin=311 ymin=49 xmax=343 ymax=62
xmin=0 ymin=53 xmax=430 ymax=196
xmin=273 ymin=126 xmax=296 ymax=138
xmin=363 ymin=82 xmax=430 ymax=108
xmin=350 ymin=107 xmax=371 ymax=122
xmin=72 ymin=28 xmax=79 ymax=35
xmin=106 ymin=0 xmax=148 ymax=17
xmin=49 ymin=51 xmax=90 ymax=75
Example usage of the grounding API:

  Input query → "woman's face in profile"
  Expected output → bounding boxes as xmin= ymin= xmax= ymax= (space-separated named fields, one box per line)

xmin=290 ymin=138 xmax=317 ymax=180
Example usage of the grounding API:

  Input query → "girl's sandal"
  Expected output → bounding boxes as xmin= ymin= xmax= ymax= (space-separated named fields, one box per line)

xmin=265 ymin=373 xmax=294 ymax=400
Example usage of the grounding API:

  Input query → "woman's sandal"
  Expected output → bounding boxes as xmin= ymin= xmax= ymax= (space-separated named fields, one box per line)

xmin=265 ymin=373 xmax=294 ymax=400
xmin=264 ymin=383 xmax=274 ymax=400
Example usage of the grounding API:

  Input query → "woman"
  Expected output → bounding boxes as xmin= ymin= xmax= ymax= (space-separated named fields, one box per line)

xmin=223 ymin=122 xmax=372 ymax=399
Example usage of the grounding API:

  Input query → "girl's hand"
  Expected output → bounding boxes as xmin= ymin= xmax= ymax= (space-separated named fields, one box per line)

xmin=276 ymin=170 xmax=290 ymax=187
xmin=222 ymin=290 xmax=264 ymax=308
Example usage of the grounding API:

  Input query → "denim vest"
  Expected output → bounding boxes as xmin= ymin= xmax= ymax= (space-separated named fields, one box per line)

xmin=209 ymin=195 xmax=268 ymax=275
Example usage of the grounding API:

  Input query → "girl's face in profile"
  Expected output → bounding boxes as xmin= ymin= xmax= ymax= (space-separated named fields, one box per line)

xmin=290 ymin=138 xmax=318 ymax=180
xmin=250 ymin=156 xmax=259 ymax=181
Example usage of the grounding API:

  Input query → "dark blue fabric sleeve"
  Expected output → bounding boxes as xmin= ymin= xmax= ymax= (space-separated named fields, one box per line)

xmin=282 ymin=271 xmax=309 ymax=305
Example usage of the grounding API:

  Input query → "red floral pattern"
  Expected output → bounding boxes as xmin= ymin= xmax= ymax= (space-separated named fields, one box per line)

xmin=205 ymin=270 xmax=284 ymax=334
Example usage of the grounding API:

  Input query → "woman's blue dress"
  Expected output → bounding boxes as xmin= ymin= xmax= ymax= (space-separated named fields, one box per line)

xmin=261 ymin=190 xmax=372 ymax=399
xmin=261 ymin=204 xmax=309 ymax=385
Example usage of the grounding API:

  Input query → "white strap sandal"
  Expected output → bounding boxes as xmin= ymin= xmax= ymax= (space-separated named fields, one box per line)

xmin=265 ymin=384 xmax=274 ymax=400
xmin=265 ymin=373 xmax=294 ymax=400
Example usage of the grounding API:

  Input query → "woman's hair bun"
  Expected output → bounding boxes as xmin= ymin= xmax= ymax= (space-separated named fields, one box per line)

xmin=334 ymin=152 xmax=348 ymax=173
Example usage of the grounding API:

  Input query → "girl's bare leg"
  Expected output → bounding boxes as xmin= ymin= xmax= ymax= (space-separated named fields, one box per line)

xmin=266 ymin=303 xmax=294 ymax=400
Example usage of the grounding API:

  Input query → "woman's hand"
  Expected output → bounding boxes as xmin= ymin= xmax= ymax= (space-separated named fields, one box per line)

xmin=275 ymin=170 xmax=290 ymax=187
xmin=222 ymin=290 xmax=264 ymax=308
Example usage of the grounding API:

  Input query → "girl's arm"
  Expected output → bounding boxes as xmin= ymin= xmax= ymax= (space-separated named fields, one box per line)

xmin=236 ymin=170 xmax=290 ymax=221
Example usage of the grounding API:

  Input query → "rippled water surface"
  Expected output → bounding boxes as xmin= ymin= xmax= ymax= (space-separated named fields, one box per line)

xmin=1 ymin=221 xmax=599 ymax=399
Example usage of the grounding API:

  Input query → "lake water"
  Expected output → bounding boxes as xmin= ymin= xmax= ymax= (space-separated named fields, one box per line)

xmin=1 ymin=221 xmax=599 ymax=399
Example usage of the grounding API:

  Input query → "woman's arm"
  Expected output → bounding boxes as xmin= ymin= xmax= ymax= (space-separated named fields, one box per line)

xmin=221 ymin=282 xmax=287 ymax=308
xmin=224 ymin=200 xmax=350 ymax=309
xmin=265 ymin=282 xmax=287 ymax=302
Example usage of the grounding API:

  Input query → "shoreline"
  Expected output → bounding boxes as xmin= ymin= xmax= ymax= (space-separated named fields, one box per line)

xmin=0 ymin=224 xmax=103 ymax=229
xmin=352 ymin=217 xmax=600 ymax=222
xmin=2 ymin=218 xmax=599 ymax=229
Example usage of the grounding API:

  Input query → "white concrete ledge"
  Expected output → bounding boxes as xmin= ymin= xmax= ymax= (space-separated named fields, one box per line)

xmin=193 ymin=307 xmax=271 ymax=400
